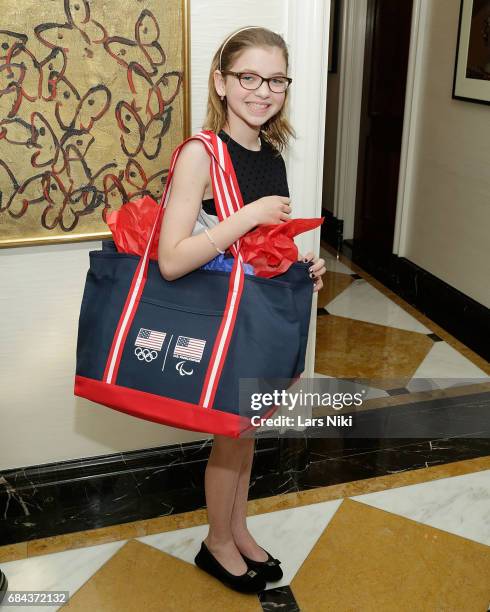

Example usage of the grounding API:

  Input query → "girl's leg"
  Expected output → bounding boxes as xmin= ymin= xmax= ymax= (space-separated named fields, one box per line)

xmin=230 ymin=437 xmax=269 ymax=561
xmin=203 ymin=435 xmax=252 ymax=575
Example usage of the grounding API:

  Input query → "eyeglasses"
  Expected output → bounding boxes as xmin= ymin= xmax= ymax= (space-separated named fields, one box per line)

xmin=220 ymin=71 xmax=292 ymax=93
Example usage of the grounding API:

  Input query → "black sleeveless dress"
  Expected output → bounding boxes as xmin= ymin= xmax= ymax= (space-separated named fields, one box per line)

xmin=194 ymin=129 xmax=289 ymax=268
xmin=200 ymin=129 xmax=289 ymax=217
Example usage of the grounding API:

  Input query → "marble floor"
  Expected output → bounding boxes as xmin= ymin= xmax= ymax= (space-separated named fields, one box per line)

xmin=1 ymin=243 xmax=489 ymax=611
xmin=314 ymin=245 xmax=489 ymax=388
xmin=0 ymin=459 xmax=489 ymax=610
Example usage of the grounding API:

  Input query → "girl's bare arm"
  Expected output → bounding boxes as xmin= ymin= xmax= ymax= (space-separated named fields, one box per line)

xmin=157 ymin=140 xmax=257 ymax=281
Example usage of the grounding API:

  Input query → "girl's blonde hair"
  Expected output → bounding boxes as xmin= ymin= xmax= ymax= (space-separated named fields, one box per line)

xmin=202 ymin=26 xmax=296 ymax=154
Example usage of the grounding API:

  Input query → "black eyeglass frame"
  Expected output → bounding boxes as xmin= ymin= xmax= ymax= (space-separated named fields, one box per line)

xmin=220 ymin=70 xmax=293 ymax=93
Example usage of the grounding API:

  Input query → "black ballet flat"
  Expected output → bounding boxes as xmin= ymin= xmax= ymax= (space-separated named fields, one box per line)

xmin=194 ymin=541 xmax=266 ymax=594
xmin=240 ymin=549 xmax=283 ymax=582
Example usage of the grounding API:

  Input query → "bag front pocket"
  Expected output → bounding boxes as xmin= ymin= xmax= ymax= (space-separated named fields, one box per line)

xmin=116 ymin=297 xmax=224 ymax=404
xmin=139 ymin=297 xmax=225 ymax=317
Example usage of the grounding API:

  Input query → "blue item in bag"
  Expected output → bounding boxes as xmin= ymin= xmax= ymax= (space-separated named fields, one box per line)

xmin=201 ymin=252 xmax=254 ymax=275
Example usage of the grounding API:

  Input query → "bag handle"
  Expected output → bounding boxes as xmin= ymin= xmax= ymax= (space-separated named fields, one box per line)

xmin=102 ymin=131 xmax=249 ymax=410
xmin=144 ymin=130 xmax=245 ymax=269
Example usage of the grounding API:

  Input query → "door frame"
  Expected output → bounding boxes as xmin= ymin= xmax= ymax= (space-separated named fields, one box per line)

xmin=393 ymin=0 xmax=429 ymax=257
xmin=334 ymin=0 xmax=428 ymax=254
xmin=334 ymin=0 xmax=368 ymax=240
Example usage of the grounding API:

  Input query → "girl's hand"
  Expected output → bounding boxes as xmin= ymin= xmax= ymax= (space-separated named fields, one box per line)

xmin=298 ymin=251 xmax=326 ymax=293
xmin=246 ymin=195 xmax=292 ymax=226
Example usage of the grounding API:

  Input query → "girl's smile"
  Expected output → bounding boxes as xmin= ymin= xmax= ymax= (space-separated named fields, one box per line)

xmin=245 ymin=101 xmax=272 ymax=114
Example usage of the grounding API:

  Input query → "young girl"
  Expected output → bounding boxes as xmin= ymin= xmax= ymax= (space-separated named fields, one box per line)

xmin=158 ymin=26 xmax=326 ymax=594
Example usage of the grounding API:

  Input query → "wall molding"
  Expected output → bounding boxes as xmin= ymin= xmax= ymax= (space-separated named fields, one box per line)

xmin=286 ymin=0 xmax=331 ymax=378
xmin=2 ymin=422 xmax=489 ymax=547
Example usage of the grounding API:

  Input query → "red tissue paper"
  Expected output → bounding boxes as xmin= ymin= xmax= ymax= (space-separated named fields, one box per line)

xmin=106 ymin=196 xmax=324 ymax=278
xmin=106 ymin=195 xmax=162 ymax=261
xmin=240 ymin=217 xmax=324 ymax=278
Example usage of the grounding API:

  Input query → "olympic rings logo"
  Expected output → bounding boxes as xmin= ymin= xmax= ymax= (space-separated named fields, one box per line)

xmin=134 ymin=347 xmax=158 ymax=362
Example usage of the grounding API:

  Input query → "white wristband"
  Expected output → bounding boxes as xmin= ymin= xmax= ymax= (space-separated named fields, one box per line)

xmin=204 ymin=228 xmax=225 ymax=255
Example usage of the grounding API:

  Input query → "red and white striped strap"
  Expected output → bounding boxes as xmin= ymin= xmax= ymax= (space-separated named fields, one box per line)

xmin=194 ymin=132 xmax=246 ymax=407
xmin=103 ymin=130 xmax=246 ymax=410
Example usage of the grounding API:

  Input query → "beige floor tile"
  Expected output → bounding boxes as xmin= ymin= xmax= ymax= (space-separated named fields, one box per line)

xmin=315 ymin=315 xmax=433 ymax=384
xmin=61 ymin=539 xmax=262 ymax=611
xmin=291 ymin=498 xmax=490 ymax=612
xmin=317 ymin=271 xmax=354 ymax=308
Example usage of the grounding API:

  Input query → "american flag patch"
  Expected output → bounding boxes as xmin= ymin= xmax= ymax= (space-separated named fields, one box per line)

xmin=173 ymin=335 xmax=206 ymax=363
xmin=135 ymin=328 xmax=166 ymax=351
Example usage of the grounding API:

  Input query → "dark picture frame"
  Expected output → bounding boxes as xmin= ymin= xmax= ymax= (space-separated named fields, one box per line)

xmin=452 ymin=0 xmax=490 ymax=105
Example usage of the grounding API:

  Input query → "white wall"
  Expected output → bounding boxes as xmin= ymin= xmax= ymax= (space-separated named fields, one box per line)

xmin=400 ymin=0 xmax=490 ymax=307
xmin=0 ymin=1 xmax=324 ymax=470
xmin=190 ymin=0 xmax=287 ymax=135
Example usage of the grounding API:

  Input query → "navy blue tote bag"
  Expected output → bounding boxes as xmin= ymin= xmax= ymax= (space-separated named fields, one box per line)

xmin=74 ymin=130 xmax=314 ymax=437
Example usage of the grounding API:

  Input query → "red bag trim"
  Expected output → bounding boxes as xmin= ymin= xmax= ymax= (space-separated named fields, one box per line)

xmin=75 ymin=375 xmax=287 ymax=438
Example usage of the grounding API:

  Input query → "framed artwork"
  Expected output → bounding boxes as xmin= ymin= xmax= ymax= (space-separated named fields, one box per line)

xmin=0 ymin=0 xmax=190 ymax=249
xmin=453 ymin=0 xmax=490 ymax=105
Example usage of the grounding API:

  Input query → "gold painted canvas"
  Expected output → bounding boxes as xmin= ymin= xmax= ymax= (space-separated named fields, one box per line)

xmin=0 ymin=0 xmax=190 ymax=248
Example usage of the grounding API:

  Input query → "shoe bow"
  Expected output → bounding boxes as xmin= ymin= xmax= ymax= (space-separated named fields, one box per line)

xmin=266 ymin=558 xmax=281 ymax=566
